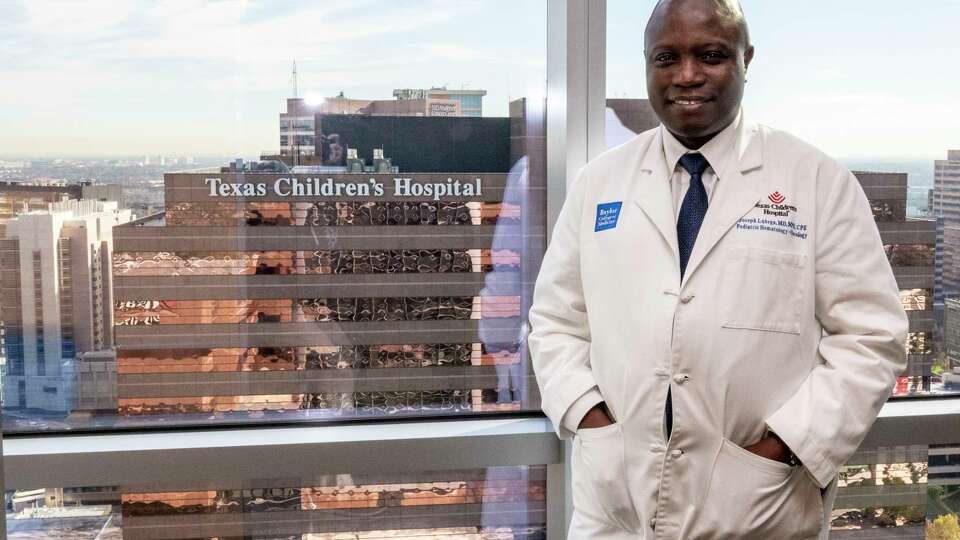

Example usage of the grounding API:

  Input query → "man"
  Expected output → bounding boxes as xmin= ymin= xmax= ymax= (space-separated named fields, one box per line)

xmin=528 ymin=0 xmax=908 ymax=538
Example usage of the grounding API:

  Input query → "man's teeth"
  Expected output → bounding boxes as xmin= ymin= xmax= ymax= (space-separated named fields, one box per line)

xmin=676 ymin=99 xmax=706 ymax=105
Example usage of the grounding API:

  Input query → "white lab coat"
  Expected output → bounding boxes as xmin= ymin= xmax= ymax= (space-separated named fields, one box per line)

xmin=528 ymin=119 xmax=908 ymax=539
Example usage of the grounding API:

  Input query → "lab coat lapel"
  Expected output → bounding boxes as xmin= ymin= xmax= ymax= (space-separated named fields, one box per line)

xmin=681 ymin=124 xmax=764 ymax=286
xmin=632 ymin=129 xmax=680 ymax=263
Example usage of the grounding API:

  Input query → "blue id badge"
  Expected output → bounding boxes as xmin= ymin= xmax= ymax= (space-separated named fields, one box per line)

xmin=595 ymin=201 xmax=623 ymax=232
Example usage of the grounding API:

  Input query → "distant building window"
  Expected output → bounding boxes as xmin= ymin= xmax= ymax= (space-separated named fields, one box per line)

xmin=885 ymin=244 xmax=935 ymax=266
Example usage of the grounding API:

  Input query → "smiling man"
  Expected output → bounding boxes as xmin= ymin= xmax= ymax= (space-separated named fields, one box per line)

xmin=529 ymin=0 xmax=908 ymax=538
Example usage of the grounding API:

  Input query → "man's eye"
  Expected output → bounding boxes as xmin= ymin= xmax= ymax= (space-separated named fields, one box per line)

xmin=702 ymin=51 xmax=728 ymax=62
xmin=654 ymin=53 xmax=676 ymax=64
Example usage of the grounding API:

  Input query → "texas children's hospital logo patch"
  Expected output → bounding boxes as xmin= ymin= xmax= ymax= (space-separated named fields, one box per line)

xmin=595 ymin=201 xmax=623 ymax=232
xmin=756 ymin=191 xmax=796 ymax=217
xmin=735 ymin=191 xmax=808 ymax=240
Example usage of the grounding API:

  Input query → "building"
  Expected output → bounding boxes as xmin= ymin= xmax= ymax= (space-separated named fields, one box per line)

xmin=854 ymin=171 xmax=936 ymax=393
xmin=278 ymin=90 xmax=486 ymax=163
xmin=0 ymin=199 xmax=132 ymax=412
xmin=945 ymin=298 xmax=960 ymax=370
xmin=606 ymin=98 xmax=659 ymax=135
xmin=935 ymin=151 xmax=960 ymax=348
xmin=279 ymin=98 xmax=317 ymax=162
xmin=394 ymin=87 xmax=487 ymax=117
xmin=109 ymin=99 xmax=554 ymax=426
xmin=0 ymin=181 xmax=124 ymax=221
xmin=316 ymin=114 xmax=511 ymax=173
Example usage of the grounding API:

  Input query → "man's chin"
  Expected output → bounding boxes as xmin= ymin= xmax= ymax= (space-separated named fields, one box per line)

xmin=664 ymin=122 xmax=715 ymax=140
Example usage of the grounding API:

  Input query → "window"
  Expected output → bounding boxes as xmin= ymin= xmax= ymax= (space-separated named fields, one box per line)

xmin=1 ymin=1 xmax=550 ymax=536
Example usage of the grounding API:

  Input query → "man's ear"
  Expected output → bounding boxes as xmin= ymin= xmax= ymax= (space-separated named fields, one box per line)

xmin=744 ymin=45 xmax=755 ymax=71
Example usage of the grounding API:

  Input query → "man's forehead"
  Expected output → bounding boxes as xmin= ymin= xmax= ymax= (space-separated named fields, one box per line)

xmin=645 ymin=0 xmax=746 ymax=49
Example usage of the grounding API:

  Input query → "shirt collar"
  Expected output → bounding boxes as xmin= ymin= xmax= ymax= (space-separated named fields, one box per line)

xmin=660 ymin=108 xmax=744 ymax=180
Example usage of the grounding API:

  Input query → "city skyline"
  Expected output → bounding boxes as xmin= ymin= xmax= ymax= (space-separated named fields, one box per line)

xmin=0 ymin=1 xmax=956 ymax=159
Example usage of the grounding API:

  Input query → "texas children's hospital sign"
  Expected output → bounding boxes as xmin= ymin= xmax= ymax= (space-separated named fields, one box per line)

xmin=205 ymin=177 xmax=483 ymax=201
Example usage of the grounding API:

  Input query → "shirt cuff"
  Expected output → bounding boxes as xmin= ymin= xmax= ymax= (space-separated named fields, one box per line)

xmin=765 ymin=417 xmax=834 ymax=488
xmin=561 ymin=387 xmax=605 ymax=433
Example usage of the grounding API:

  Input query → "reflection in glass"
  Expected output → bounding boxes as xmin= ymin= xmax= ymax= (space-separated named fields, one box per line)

xmin=900 ymin=289 xmax=932 ymax=311
xmin=6 ymin=466 xmax=547 ymax=539
xmin=163 ymin=200 xmax=518 ymax=227
xmin=885 ymin=244 xmax=935 ymax=267
xmin=113 ymin=249 xmax=520 ymax=277
xmin=907 ymin=332 xmax=933 ymax=355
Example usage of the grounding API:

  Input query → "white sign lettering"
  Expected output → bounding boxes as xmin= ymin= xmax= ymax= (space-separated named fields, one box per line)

xmin=204 ymin=177 xmax=483 ymax=201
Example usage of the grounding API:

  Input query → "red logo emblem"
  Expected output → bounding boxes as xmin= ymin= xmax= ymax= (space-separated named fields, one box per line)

xmin=768 ymin=192 xmax=785 ymax=204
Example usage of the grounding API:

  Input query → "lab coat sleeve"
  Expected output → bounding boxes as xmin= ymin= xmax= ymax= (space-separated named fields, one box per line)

xmin=561 ymin=387 xmax=605 ymax=433
xmin=528 ymin=168 xmax=600 ymax=439
xmin=765 ymin=168 xmax=908 ymax=488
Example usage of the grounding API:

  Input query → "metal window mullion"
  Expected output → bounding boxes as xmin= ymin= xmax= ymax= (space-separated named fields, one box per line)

xmin=0 ymin=422 xmax=5 ymax=539
xmin=546 ymin=1 xmax=607 ymax=538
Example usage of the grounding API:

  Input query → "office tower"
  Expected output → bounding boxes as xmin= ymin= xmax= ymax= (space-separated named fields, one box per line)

xmin=854 ymin=172 xmax=936 ymax=393
xmin=279 ymin=98 xmax=318 ymax=162
xmin=935 ymin=151 xmax=960 ymax=347
xmin=0 ymin=199 xmax=132 ymax=412
xmin=111 ymin=100 xmax=547 ymax=422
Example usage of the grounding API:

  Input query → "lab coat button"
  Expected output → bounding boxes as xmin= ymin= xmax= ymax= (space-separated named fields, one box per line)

xmin=649 ymin=444 xmax=663 ymax=452
xmin=671 ymin=449 xmax=684 ymax=458
xmin=650 ymin=516 xmax=657 ymax=528
xmin=680 ymin=294 xmax=694 ymax=303
xmin=673 ymin=373 xmax=689 ymax=384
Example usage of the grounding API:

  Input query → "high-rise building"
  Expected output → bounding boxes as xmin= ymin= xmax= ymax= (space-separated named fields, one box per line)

xmin=109 ymin=100 xmax=544 ymax=425
xmin=934 ymin=151 xmax=960 ymax=341
xmin=854 ymin=171 xmax=936 ymax=393
xmin=0 ymin=199 xmax=132 ymax=412
xmin=279 ymin=98 xmax=318 ymax=161
xmin=278 ymin=91 xmax=487 ymax=164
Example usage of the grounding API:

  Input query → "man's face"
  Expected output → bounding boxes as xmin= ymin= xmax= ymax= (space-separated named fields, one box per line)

xmin=645 ymin=1 xmax=754 ymax=146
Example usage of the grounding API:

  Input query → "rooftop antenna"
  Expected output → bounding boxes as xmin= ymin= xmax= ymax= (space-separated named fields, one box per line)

xmin=291 ymin=60 xmax=299 ymax=99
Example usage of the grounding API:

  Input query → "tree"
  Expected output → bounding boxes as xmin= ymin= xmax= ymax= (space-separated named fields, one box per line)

xmin=928 ymin=514 xmax=960 ymax=540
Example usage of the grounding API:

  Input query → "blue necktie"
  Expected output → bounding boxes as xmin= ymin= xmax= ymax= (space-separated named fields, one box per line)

xmin=666 ymin=153 xmax=710 ymax=439
xmin=677 ymin=153 xmax=710 ymax=279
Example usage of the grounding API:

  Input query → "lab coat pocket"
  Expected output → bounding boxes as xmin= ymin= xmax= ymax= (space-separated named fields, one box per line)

xmin=720 ymin=246 xmax=807 ymax=334
xmin=572 ymin=423 xmax=639 ymax=532
xmin=690 ymin=438 xmax=822 ymax=539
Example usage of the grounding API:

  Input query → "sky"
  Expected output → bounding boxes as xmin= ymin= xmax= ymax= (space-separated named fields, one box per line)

xmin=608 ymin=0 xmax=960 ymax=161
xmin=0 ymin=0 xmax=956 ymax=161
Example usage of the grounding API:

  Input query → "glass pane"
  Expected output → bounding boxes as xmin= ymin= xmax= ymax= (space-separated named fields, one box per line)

xmin=5 ymin=466 xmax=547 ymax=539
xmin=606 ymin=0 xmax=959 ymax=398
xmin=0 ymin=1 xmax=548 ymax=432
xmin=830 ymin=444 xmax=960 ymax=538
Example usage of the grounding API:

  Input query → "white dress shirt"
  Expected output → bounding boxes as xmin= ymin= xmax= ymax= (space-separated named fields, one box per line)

xmin=662 ymin=109 xmax=743 ymax=221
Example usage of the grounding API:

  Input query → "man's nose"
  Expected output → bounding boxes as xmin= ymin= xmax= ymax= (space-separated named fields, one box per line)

xmin=675 ymin=58 xmax=706 ymax=86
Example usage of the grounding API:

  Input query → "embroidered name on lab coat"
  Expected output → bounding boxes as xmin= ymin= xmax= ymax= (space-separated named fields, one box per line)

xmin=736 ymin=217 xmax=808 ymax=239
xmin=595 ymin=202 xmax=623 ymax=232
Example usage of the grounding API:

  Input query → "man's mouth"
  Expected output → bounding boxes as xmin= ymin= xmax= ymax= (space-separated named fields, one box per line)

xmin=670 ymin=96 xmax=713 ymax=108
